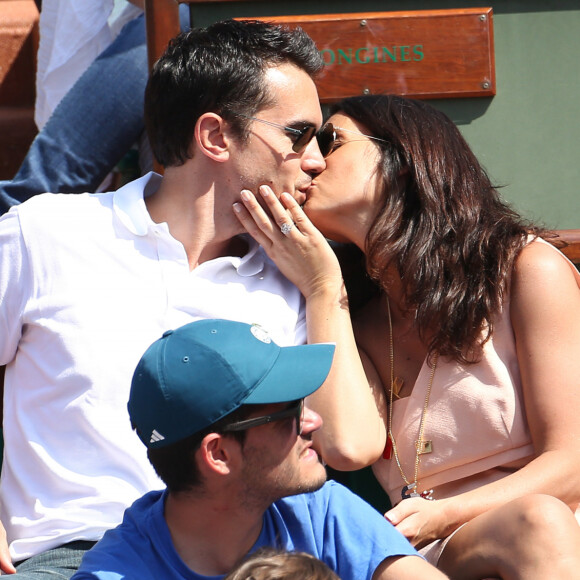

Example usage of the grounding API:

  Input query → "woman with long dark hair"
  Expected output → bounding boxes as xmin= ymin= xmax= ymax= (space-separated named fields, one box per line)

xmin=233 ymin=94 xmax=580 ymax=578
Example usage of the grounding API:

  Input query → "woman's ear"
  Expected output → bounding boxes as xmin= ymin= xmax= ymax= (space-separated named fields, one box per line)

xmin=195 ymin=113 xmax=232 ymax=162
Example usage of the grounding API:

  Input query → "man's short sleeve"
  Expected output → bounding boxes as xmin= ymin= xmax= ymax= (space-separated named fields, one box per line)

xmin=0 ymin=209 xmax=31 ymax=364
xmin=270 ymin=481 xmax=418 ymax=580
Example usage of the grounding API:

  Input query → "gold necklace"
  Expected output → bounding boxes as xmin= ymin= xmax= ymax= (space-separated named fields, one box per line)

xmin=385 ymin=295 xmax=438 ymax=501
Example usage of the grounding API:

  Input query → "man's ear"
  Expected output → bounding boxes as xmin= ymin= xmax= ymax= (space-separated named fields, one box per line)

xmin=197 ymin=432 xmax=239 ymax=476
xmin=195 ymin=113 xmax=232 ymax=163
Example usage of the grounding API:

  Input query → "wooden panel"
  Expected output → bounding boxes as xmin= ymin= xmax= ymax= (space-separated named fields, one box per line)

xmin=0 ymin=0 xmax=39 ymax=104
xmin=145 ymin=0 xmax=180 ymax=70
xmin=0 ymin=0 xmax=38 ymax=179
xmin=554 ymin=230 xmax=580 ymax=264
xmin=153 ymin=6 xmax=495 ymax=101
xmin=0 ymin=107 xmax=37 ymax=179
xmin=264 ymin=9 xmax=495 ymax=102
xmin=0 ymin=0 xmax=38 ymax=84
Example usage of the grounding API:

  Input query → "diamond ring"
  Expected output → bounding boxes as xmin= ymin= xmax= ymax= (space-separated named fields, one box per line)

xmin=280 ymin=222 xmax=294 ymax=236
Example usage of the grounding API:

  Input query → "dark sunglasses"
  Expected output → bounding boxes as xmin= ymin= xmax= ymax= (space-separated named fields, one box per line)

xmin=234 ymin=115 xmax=387 ymax=158
xmin=236 ymin=115 xmax=318 ymax=154
xmin=316 ymin=122 xmax=388 ymax=158
xmin=222 ymin=399 xmax=305 ymax=436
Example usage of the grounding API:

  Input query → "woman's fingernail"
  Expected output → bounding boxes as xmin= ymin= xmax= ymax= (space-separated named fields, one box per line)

xmin=259 ymin=185 xmax=271 ymax=196
xmin=240 ymin=190 xmax=251 ymax=201
xmin=233 ymin=203 xmax=242 ymax=213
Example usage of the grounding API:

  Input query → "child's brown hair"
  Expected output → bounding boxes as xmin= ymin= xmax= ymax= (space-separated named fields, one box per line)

xmin=225 ymin=548 xmax=340 ymax=580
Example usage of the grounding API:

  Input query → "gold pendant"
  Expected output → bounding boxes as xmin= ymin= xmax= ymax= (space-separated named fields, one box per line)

xmin=392 ymin=376 xmax=404 ymax=399
xmin=415 ymin=440 xmax=433 ymax=454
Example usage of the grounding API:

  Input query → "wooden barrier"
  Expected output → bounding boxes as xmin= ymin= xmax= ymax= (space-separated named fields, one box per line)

xmin=144 ymin=0 xmax=180 ymax=71
xmin=553 ymin=230 xmax=580 ymax=264
xmin=0 ymin=0 xmax=39 ymax=179
xmin=263 ymin=10 xmax=495 ymax=102
xmin=144 ymin=3 xmax=495 ymax=102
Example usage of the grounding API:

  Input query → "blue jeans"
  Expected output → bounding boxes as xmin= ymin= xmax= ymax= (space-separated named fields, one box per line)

xmin=12 ymin=541 xmax=96 ymax=579
xmin=0 ymin=7 xmax=189 ymax=215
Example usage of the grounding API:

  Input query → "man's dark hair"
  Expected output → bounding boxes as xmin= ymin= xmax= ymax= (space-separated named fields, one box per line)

xmin=145 ymin=19 xmax=323 ymax=167
xmin=146 ymin=405 xmax=255 ymax=493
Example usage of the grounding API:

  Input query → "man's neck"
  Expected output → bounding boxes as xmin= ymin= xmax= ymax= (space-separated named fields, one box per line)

xmin=145 ymin=167 xmax=247 ymax=270
xmin=164 ymin=492 xmax=265 ymax=576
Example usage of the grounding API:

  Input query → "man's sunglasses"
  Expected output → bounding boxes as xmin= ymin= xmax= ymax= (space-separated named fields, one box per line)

xmin=237 ymin=115 xmax=386 ymax=158
xmin=236 ymin=114 xmax=318 ymax=154
xmin=222 ymin=399 xmax=305 ymax=436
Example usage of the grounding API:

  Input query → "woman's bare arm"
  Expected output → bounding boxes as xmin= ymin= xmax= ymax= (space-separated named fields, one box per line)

xmin=234 ymin=186 xmax=387 ymax=469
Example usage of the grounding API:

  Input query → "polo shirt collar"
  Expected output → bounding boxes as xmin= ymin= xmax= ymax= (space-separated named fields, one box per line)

xmin=236 ymin=235 xmax=266 ymax=276
xmin=112 ymin=171 xmax=162 ymax=236
xmin=112 ymin=172 xmax=266 ymax=276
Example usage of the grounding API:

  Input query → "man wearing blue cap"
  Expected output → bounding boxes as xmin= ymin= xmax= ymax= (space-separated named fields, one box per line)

xmin=72 ymin=320 xmax=446 ymax=580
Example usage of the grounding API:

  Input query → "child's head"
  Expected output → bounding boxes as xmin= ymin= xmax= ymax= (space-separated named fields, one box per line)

xmin=225 ymin=548 xmax=340 ymax=580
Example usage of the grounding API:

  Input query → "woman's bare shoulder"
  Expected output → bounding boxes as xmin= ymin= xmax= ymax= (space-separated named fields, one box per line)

xmin=510 ymin=238 xmax=580 ymax=327
xmin=513 ymin=238 xmax=579 ymax=290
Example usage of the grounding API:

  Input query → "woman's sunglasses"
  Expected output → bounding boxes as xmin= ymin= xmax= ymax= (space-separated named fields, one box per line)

xmin=316 ymin=123 xmax=388 ymax=158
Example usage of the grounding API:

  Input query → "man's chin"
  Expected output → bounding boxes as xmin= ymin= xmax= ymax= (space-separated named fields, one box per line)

xmin=282 ymin=470 xmax=327 ymax=499
xmin=301 ymin=472 xmax=327 ymax=495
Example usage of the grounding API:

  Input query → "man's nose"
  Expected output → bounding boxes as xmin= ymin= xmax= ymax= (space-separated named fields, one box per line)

xmin=301 ymin=136 xmax=326 ymax=176
xmin=301 ymin=405 xmax=323 ymax=435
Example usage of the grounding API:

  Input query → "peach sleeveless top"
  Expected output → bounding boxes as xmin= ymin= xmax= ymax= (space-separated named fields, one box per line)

xmin=373 ymin=238 xmax=580 ymax=509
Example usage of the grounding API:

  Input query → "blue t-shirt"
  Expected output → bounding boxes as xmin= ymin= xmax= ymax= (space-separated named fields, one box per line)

xmin=72 ymin=481 xmax=417 ymax=579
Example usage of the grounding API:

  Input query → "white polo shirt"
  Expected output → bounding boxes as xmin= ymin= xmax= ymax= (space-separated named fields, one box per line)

xmin=0 ymin=172 xmax=306 ymax=561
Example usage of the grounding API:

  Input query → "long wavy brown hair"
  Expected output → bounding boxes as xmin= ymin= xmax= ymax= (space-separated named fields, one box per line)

xmin=332 ymin=95 xmax=547 ymax=364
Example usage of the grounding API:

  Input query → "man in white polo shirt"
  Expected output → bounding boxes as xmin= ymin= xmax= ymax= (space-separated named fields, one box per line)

xmin=0 ymin=19 xmax=329 ymax=578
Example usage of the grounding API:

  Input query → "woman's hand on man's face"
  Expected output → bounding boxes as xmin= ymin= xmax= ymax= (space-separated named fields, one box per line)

xmin=233 ymin=185 xmax=343 ymax=299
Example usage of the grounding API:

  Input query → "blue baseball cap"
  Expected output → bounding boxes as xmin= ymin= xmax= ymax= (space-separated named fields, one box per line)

xmin=129 ymin=319 xmax=335 ymax=448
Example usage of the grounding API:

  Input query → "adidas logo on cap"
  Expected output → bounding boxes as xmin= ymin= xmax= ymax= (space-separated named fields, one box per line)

xmin=149 ymin=429 xmax=165 ymax=444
